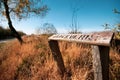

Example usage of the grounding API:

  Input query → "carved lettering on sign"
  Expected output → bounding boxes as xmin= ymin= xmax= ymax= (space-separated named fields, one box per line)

xmin=49 ymin=31 xmax=113 ymax=46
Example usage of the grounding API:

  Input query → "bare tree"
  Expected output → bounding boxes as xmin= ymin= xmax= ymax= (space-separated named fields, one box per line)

xmin=69 ymin=0 xmax=81 ymax=34
xmin=0 ymin=0 xmax=48 ymax=44
xmin=36 ymin=23 xmax=57 ymax=35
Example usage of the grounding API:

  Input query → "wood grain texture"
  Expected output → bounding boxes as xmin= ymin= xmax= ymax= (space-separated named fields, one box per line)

xmin=49 ymin=31 xmax=113 ymax=46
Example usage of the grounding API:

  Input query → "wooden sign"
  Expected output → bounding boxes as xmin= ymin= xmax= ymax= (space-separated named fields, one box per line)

xmin=49 ymin=31 xmax=113 ymax=46
xmin=48 ymin=31 xmax=114 ymax=80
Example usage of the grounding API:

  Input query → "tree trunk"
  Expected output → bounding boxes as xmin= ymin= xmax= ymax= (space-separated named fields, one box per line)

xmin=3 ymin=0 xmax=23 ymax=44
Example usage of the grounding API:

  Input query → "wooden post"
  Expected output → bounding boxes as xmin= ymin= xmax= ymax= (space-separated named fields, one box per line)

xmin=92 ymin=46 xmax=103 ymax=80
xmin=48 ymin=31 xmax=113 ymax=80
xmin=48 ymin=40 xmax=66 ymax=77
xmin=92 ymin=46 xmax=109 ymax=80
xmin=99 ymin=46 xmax=109 ymax=80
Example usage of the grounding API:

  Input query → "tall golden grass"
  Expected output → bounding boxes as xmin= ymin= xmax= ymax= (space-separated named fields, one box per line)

xmin=0 ymin=35 xmax=120 ymax=80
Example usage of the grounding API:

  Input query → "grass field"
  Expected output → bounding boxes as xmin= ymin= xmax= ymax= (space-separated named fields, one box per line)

xmin=0 ymin=35 xmax=120 ymax=80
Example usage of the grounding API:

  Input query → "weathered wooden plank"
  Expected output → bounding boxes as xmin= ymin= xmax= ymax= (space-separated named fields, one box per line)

xmin=92 ymin=46 xmax=109 ymax=80
xmin=92 ymin=46 xmax=103 ymax=80
xmin=48 ymin=40 xmax=66 ymax=77
xmin=49 ymin=31 xmax=113 ymax=46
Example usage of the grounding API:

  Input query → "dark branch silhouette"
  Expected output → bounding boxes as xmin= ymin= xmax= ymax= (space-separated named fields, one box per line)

xmin=0 ymin=0 xmax=48 ymax=44
xmin=3 ymin=0 xmax=23 ymax=44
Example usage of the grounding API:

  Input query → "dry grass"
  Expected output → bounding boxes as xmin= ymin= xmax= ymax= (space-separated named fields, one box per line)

xmin=59 ymin=42 xmax=93 ymax=80
xmin=0 ymin=35 xmax=120 ymax=80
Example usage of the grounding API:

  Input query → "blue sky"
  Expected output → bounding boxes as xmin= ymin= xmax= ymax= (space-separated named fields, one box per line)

xmin=0 ymin=0 xmax=120 ymax=34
